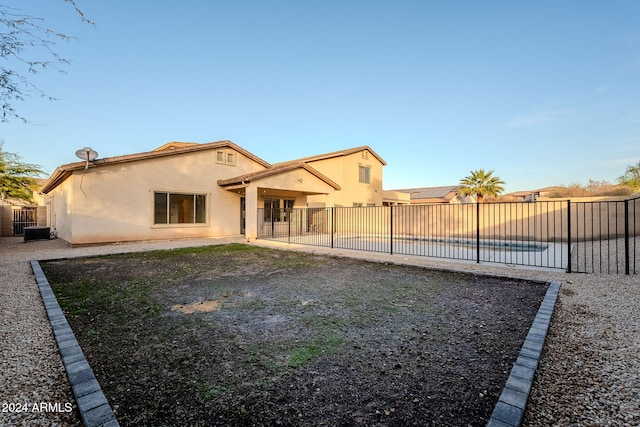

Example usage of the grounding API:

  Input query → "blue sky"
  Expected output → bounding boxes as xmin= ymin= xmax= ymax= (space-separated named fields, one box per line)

xmin=2 ymin=0 xmax=639 ymax=192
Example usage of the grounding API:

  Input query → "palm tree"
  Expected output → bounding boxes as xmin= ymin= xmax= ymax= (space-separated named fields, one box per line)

xmin=458 ymin=169 xmax=505 ymax=202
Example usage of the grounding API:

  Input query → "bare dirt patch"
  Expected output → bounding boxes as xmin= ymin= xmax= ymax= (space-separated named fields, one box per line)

xmin=172 ymin=300 xmax=223 ymax=314
xmin=42 ymin=244 xmax=547 ymax=426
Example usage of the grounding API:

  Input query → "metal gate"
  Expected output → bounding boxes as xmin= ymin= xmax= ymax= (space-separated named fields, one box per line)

xmin=13 ymin=207 xmax=38 ymax=236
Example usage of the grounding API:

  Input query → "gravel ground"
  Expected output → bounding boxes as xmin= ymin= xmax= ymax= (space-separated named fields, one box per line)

xmin=0 ymin=259 xmax=79 ymax=427
xmin=0 ymin=236 xmax=638 ymax=426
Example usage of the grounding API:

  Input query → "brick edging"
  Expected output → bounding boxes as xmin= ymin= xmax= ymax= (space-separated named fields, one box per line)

xmin=31 ymin=260 xmax=120 ymax=427
xmin=486 ymin=280 xmax=561 ymax=427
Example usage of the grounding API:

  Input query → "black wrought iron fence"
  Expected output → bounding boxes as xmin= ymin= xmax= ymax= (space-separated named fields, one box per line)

xmin=569 ymin=197 xmax=639 ymax=274
xmin=258 ymin=196 xmax=639 ymax=274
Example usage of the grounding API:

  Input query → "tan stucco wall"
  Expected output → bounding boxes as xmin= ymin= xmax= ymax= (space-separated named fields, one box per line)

xmin=47 ymin=149 xmax=266 ymax=245
xmin=37 ymin=206 xmax=47 ymax=227
xmin=49 ymin=177 xmax=72 ymax=241
xmin=0 ymin=205 xmax=10 ymax=236
xmin=259 ymin=169 xmax=335 ymax=196
xmin=323 ymin=199 xmax=640 ymax=242
xmin=306 ymin=149 xmax=384 ymax=207
xmin=382 ymin=190 xmax=411 ymax=205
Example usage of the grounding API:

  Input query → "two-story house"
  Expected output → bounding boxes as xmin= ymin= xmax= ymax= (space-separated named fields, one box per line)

xmin=40 ymin=141 xmax=386 ymax=245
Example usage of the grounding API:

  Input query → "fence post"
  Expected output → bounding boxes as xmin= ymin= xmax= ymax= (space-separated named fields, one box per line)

xmin=567 ymin=200 xmax=572 ymax=273
xmin=270 ymin=209 xmax=275 ymax=238
xmin=476 ymin=202 xmax=480 ymax=263
xmin=624 ymin=200 xmax=630 ymax=275
xmin=331 ymin=207 xmax=335 ymax=249
xmin=389 ymin=205 xmax=394 ymax=255
xmin=299 ymin=209 xmax=303 ymax=236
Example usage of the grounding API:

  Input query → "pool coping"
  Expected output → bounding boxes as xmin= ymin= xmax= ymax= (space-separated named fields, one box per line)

xmin=486 ymin=280 xmax=561 ymax=427
xmin=31 ymin=260 xmax=120 ymax=427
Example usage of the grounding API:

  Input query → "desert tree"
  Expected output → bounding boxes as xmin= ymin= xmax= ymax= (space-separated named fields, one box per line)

xmin=618 ymin=161 xmax=640 ymax=191
xmin=1 ymin=0 xmax=91 ymax=122
xmin=458 ymin=169 xmax=505 ymax=202
xmin=0 ymin=141 xmax=46 ymax=202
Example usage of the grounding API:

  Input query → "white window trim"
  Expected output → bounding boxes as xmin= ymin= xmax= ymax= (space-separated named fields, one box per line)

xmin=215 ymin=149 xmax=236 ymax=166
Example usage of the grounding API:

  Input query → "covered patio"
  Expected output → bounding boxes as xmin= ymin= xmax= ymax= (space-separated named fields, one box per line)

xmin=217 ymin=162 xmax=341 ymax=240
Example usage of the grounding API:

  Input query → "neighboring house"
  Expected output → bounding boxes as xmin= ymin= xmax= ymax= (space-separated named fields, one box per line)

xmin=505 ymin=190 xmax=541 ymax=202
xmin=392 ymin=186 xmax=472 ymax=204
xmin=40 ymin=141 xmax=386 ymax=245
xmin=382 ymin=190 xmax=411 ymax=206
xmin=505 ymin=187 xmax=566 ymax=202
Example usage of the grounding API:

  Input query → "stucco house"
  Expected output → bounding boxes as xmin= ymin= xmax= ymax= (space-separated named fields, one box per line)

xmin=40 ymin=141 xmax=386 ymax=245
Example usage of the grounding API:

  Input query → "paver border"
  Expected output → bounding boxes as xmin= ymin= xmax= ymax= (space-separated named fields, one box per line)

xmin=486 ymin=280 xmax=561 ymax=427
xmin=31 ymin=260 xmax=120 ymax=427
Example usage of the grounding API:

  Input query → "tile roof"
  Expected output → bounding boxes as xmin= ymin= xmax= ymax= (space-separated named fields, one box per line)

xmin=393 ymin=186 xmax=460 ymax=200
xmin=41 ymin=142 xmax=381 ymax=195
xmin=41 ymin=141 xmax=271 ymax=194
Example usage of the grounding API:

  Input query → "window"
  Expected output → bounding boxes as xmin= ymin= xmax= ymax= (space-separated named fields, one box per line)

xmin=215 ymin=150 xmax=236 ymax=166
xmin=263 ymin=198 xmax=295 ymax=222
xmin=283 ymin=199 xmax=294 ymax=222
xmin=359 ymin=165 xmax=371 ymax=184
xmin=154 ymin=192 xmax=206 ymax=224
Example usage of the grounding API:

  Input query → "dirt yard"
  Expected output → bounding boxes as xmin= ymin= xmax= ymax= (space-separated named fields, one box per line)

xmin=41 ymin=244 xmax=547 ymax=426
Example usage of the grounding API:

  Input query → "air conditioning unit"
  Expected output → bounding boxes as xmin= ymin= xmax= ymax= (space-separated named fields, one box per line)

xmin=24 ymin=227 xmax=51 ymax=242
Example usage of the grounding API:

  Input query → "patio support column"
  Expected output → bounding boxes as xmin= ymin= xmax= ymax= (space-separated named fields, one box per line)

xmin=245 ymin=185 xmax=258 ymax=241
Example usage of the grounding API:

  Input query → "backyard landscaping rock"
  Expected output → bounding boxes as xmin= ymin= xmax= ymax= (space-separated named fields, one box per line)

xmin=521 ymin=274 xmax=640 ymax=426
xmin=0 ymin=259 xmax=80 ymax=426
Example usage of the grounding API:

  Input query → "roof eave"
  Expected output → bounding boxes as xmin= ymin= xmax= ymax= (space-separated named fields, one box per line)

xmin=41 ymin=140 xmax=272 ymax=194
xmin=273 ymin=145 xmax=387 ymax=167
xmin=40 ymin=168 xmax=73 ymax=194
xmin=218 ymin=163 xmax=341 ymax=190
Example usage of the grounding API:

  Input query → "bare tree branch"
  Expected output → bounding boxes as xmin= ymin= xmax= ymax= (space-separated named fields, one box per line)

xmin=0 ymin=1 xmax=92 ymax=123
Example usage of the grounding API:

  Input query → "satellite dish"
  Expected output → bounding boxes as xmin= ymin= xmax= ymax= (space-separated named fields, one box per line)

xmin=75 ymin=147 xmax=98 ymax=162
xmin=75 ymin=147 xmax=98 ymax=170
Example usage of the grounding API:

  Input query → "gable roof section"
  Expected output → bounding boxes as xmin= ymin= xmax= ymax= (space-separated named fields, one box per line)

xmin=273 ymin=145 xmax=387 ymax=167
xmin=153 ymin=141 xmax=200 ymax=151
xmin=41 ymin=141 xmax=271 ymax=194
xmin=217 ymin=162 xmax=341 ymax=190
